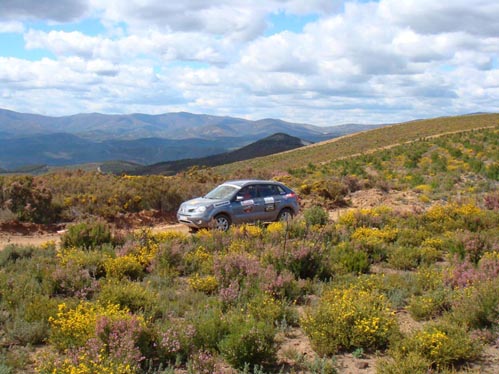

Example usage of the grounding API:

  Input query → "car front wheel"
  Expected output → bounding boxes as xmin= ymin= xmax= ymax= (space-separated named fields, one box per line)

xmin=214 ymin=214 xmax=231 ymax=231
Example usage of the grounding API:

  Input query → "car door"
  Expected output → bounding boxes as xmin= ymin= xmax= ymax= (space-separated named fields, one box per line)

xmin=231 ymin=184 xmax=260 ymax=223
xmin=256 ymin=184 xmax=280 ymax=221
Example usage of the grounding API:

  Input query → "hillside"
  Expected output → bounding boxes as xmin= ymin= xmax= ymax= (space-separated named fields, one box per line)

xmin=216 ymin=113 xmax=499 ymax=175
xmin=131 ymin=133 xmax=310 ymax=175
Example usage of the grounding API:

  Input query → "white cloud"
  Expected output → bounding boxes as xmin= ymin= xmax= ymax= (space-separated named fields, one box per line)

xmin=0 ymin=21 xmax=24 ymax=33
xmin=1 ymin=0 xmax=499 ymax=125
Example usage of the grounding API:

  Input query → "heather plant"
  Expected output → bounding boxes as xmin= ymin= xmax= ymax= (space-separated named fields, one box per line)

xmin=214 ymin=252 xmax=261 ymax=291
xmin=156 ymin=321 xmax=196 ymax=364
xmin=259 ymin=266 xmax=301 ymax=300
xmin=263 ymin=240 xmax=332 ymax=280
xmin=484 ymin=191 xmax=499 ymax=210
xmin=51 ymin=264 xmax=98 ymax=299
xmin=187 ymin=350 xmax=219 ymax=374
xmin=445 ymin=251 xmax=499 ymax=288
xmin=55 ymin=246 xmax=109 ymax=279
xmin=301 ymin=286 xmax=399 ymax=355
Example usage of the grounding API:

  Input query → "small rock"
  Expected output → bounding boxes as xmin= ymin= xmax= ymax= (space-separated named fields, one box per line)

xmin=355 ymin=361 xmax=369 ymax=370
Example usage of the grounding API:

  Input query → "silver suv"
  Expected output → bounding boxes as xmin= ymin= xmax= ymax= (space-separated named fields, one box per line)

xmin=177 ymin=180 xmax=300 ymax=231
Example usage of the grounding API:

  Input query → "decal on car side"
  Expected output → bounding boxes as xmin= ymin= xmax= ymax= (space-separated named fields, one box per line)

xmin=241 ymin=199 xmax=255 ymax=206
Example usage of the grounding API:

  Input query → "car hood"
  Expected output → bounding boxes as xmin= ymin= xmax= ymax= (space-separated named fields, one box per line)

xmin=180 ymin=197 xmax=230 ymax=209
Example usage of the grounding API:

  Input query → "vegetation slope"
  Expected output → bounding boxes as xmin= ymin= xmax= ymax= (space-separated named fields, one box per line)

xmin=1 ymin=114 xmax=499 ymax=374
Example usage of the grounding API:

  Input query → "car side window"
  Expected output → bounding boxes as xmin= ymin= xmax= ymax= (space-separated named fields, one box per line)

xmin=276 ymin=185 xmax=286 ymax=195
xmin=259 ymin=184 xmax=277 ymax=197
xmin=237 ymin=185 xmax=258 ymax=200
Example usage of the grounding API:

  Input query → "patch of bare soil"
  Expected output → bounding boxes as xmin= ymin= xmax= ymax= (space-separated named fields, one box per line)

xmin=0 ymin=221 xmax=65 ymax=249
xmin=329 ymin=188 xmax=425 ymax=221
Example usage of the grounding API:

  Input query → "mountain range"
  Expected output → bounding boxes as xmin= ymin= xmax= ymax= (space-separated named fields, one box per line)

xmin=0 ymin=108 xmax=380 ymax=170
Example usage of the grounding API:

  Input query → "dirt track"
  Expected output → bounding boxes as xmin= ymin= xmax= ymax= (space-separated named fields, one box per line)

xmin=0 ymin=223 xmax=189 ymax=250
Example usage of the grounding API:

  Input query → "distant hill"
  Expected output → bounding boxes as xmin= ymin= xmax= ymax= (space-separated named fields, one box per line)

xmin=129 ymin=133 xmax=310 ymax=175
xmin=0 ymin=108 xmax=380 ymax=169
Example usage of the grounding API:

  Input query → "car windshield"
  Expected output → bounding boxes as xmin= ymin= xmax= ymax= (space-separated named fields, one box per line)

xmin=204 ymin=184 xmax=239 ymax=200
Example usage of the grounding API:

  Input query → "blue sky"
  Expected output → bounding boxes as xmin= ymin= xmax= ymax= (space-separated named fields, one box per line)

xmin=0 ymin=0 xmax=498 ymax=126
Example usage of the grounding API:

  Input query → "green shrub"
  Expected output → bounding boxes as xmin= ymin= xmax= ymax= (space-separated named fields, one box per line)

xmin=61 ymin=220 xmax=113 ymax=249
xmin=376 ymin=351 xmax=431 ymax=374
xmin=387 ymin=246 xmax=422 ymax=270
xmin=302 ymin=286 xmax=399 ymax=355
xmin=97 ymin=280 xmax=159 ymax=317
xmin=330 ymin=242 xmax=370 ymax=274
xmin=219 ymin=314 xmax=277 ymax=370
xmin=4 ymin=318 xmax=48 ymax=345
xmin=304 ymin=206 xmax=329 ymax=227
xmin=190 ymin=305 xmax=229 ymax=351
xmin=2 ymin=176 xmax=60 ymax=223
xmin=449 ymin=280 xmax=499 ymax=330
xmin=393 ymin=322 xmax=482 ymax=369
xmin=0 ymin=245 xmax=35 ymax=266
xmin=407 ymin=289 xmax=451 ymax=321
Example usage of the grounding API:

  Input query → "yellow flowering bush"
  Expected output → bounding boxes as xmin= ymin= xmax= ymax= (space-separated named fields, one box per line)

xmin=266 ymin=221 xmax=285 ymax=236
xmin=188 ymin=274 xmax=218 ymax=294
xmin=104 ymin=255 xmax=144 ymax=280
xmin=351 ymin=227 xmax=398 ymax=244
xmin=424 ymin=203 xmax=486 ymax=232
xmin=37 ymin=351 xmax=138 ymax=374
xmin=232 ymin=224 xmax=263 ymax=238
xmin=301 ymin=287 xmax=398 ymax=355
xmin=49 ymin=302 xmax=134 ymax=350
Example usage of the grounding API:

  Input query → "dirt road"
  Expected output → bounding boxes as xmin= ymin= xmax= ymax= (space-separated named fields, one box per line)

xmin=0 ymin=223 xmax=189 ymax=251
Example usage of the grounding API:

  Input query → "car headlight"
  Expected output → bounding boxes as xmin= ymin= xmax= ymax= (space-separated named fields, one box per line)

xmin=194 ymin=206 xmax=207 ymax=213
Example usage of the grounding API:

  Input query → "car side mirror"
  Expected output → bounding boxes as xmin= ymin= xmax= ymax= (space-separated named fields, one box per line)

xmin=236 ymin=195 xmax=244 ymax=202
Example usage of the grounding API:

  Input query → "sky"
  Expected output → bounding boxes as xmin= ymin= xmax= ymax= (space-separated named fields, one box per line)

xmin=0 ymin=0 xmax=498 ymax=126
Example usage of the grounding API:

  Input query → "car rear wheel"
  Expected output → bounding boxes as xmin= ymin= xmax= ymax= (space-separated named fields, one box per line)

xmin=277 ymin=208 xmax=293 ymax=222
xmin=214 ymin=214 xmax=231 ymax=231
